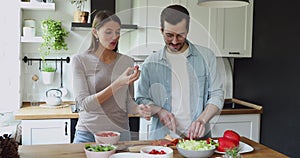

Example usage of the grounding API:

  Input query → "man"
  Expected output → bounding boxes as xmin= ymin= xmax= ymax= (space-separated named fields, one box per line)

xmin=136 ymin=4 xmax=224 ymax=140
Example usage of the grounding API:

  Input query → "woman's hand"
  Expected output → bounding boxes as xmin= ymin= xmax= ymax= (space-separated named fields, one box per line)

xmin=138 ymin=104 xmax=152 ymax=120
xmin=114 ymin=65 xmax=140 ymax=87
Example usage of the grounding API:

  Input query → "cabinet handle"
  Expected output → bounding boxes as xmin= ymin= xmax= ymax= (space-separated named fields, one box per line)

xmin=229 ymin=52 xmax=240 ymax=55
xmin=65 ymin=122 xmax=68 ymax=136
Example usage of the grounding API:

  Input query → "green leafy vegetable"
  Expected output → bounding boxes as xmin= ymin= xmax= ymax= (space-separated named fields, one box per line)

xmin=177 ymin=139 xmax=215 ymax=151
xmin=85 ymin=144 xmax=116 ymax=152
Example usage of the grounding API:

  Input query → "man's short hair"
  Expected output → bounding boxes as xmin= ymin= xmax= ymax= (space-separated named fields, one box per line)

xmin=160 ymin=4 xmax=190 ymax=32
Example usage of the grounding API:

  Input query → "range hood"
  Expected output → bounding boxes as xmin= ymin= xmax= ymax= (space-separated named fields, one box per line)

xmin=71 ymin=0 xmax=138 ymax=30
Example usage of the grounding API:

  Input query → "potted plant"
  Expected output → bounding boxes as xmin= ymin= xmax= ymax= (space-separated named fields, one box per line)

xmin=39 ymin=18 xmax=69 ymax=84
xmin=69 ymin=0 xmax=89 ymax=23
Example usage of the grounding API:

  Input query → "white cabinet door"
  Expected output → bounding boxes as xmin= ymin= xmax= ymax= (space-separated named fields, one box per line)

xmin=22 ymin=119 xmax=71 ymax=145
xmin=131 ymin=0 xmax=188 ymax=56
xmin=186 ymin=0 xmax=216 ymax=53
xmin=209 ymin=114 xmax=260 ymax=142
xmin=213 ymin=0 xmax=254 ymax=57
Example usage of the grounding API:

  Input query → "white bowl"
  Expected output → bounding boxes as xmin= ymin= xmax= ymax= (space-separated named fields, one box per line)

xmin=140 ymin=145 xmax=173 ymax=158
xmin=94 ymin=131 xmax=120 ymax=145
xmin=177 ymin=144 xmax=215 ymax=158
xmin=84 ymin=144 xmax=116 ymax=158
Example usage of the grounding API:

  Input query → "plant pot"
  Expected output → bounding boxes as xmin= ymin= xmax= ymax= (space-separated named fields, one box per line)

xmin=41 ymin=71 xmax=55 ymax=85
xmin=73 ymin=11 xmax=89 ymax=23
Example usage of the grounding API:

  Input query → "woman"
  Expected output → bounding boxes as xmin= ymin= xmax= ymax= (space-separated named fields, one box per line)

xmin=71 ymin=10 xmax=141 ymax=143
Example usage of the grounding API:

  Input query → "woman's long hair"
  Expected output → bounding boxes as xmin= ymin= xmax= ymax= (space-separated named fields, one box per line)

xmin=87 ymin=10 xmax=121 ymax=53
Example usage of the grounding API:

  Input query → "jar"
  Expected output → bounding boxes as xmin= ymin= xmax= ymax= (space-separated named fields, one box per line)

xmin=23 ymin=26 xmax=35 ymax=37
xmin=24 ymin=19 xmax=36 ymax=28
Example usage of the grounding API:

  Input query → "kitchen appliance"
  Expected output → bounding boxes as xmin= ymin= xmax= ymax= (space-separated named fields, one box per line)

xmin=45 ymin=89 xmax=62 ymax=106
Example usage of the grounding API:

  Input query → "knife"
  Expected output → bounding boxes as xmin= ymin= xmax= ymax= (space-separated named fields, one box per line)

xmin=169 ymin=129 xmax=188 ymax=139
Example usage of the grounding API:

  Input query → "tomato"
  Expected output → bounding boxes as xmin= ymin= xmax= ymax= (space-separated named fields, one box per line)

xmin=148 ymin=149 xmax=167 ymax=155
xmin=206 ymin=137 xmax=216 ymax=145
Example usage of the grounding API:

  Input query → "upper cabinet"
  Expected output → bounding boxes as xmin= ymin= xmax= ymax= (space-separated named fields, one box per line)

xmin=187 ymin=0 xmax=254 ymax=57
xmin=131 ymin=0 xmax=254 ymax=58
xmin=212 ymin=0 xmax=254 ymax=57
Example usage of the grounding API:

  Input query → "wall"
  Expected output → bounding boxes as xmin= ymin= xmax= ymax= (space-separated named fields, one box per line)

xmin=0 ymin=1 xmax=21 ymax=113
xmin=234 ymin=1 xmax=300 ymax=157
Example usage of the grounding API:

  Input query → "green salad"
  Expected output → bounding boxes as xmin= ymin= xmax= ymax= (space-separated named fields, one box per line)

xmin=177 ymin=140 xmax=215 ymax=151
xmin=85 ymin=144 xmax=116 ymax=152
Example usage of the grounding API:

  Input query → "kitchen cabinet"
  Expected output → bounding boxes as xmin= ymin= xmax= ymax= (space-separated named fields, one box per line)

xmin=209 ymin=114 xmax=260 ymax=142
xmin=187 ymin=0 xmax=254 ymax=57
xmin=21 ymin=119 xmax=71 ymax=145
xmin=139 ymin=99 xmax=262 ymax=142
xmin=139 ymin=114 xmax=260 ymax=142
xmin=212 ymin=0 xmax=254 ymax=57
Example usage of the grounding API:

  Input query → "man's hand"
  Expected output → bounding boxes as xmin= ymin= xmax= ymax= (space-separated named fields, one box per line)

xmin=188 ymin=104 xmax=220 ymax=139
xmin=188 ymin=120 xmax=206 ymax=139
xmin=157 ymin=109 xmax=176 ymax=131
xmin=138 ymin=104 xmax=152 ymax=120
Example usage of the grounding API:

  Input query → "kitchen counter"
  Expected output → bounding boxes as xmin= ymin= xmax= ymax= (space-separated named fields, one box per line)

xmin=14 ymin=98 xmax=263 ymax=120
xmin=221 ymin=98 xmax=263 ymax=115
xmin=14 ymin=102 xmax=78 ymax=120
xmin=18 ymin=137 xmax=288 ymax=158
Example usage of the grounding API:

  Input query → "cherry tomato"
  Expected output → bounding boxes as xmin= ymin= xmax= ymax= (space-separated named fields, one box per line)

xmin=148 ymin=149 xmax=167 ymax=155
xmin=96 ymin=132 xmax=118 ymax=137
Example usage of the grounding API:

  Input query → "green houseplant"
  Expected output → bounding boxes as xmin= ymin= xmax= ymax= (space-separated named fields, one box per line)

xmin=39 ymin=18 xmax=69 ymax=84
xmin=68 ymin=0 xmax=89 ymax=23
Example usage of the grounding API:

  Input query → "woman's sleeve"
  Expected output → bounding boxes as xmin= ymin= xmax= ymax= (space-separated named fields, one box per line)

xmin=71 ymin=55 xmax=100 ymax=112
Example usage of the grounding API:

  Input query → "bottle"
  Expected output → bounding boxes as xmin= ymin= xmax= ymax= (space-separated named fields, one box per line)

xmin=31 ymin=74 xmax=40 ymax=106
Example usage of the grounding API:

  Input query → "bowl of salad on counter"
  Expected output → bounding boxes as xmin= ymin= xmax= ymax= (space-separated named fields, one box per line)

xmin=140 ymin=145 xmax=173 ymax=158
xmin=176 ymin=139 xmax=216 ymax=158
xmin=84 ymin=143 xmax=116 ymax=158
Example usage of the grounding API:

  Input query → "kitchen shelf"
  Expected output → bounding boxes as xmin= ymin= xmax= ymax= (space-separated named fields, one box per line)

xmin=71 ymin=22 xmax=138 ymax=31
xmin=20 ymin=2 xmax=55 ymax=10
xmin=21 ymin=36 xmax=43 ymax=43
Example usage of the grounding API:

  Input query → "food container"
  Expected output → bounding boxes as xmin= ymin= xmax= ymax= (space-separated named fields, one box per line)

xmin=24 ymin=19 xmax=36 ymax=28
xmin=140 ymin=146 xmax=173 ymax=158
xmin=94 ymin=131 xmax=120 ymax=145
xmin=23 ymin=26 xmax=35 ymax=37
xmin=85 ymin=144 xmax=116 ymax=158
xmin=176 ymin=140 xmax=215 ymax=158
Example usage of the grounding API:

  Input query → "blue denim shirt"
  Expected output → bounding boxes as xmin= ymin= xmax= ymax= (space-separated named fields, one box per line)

xmin=135 ymin=41 xmax=224 ymax=139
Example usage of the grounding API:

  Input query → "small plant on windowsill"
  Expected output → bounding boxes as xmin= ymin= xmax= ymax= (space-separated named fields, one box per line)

xmin=39 ymin=18 xmax=69 ymax=84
